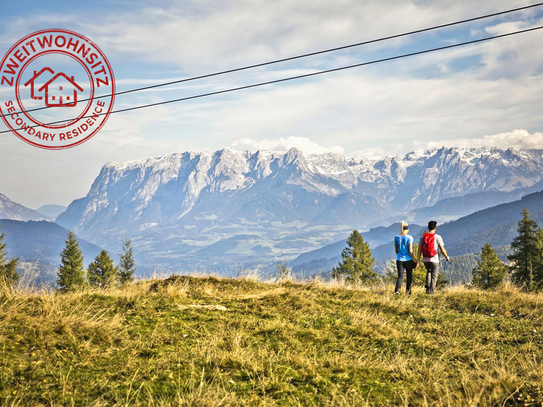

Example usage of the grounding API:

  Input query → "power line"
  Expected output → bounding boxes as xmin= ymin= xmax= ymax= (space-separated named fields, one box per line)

xmin=1 ymin=24 xmax=543 ymax=135
xmin=10 ymin=1 xmax=543 ymax=117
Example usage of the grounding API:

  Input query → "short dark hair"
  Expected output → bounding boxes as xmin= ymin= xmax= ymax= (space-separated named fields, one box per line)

xmin=428 ymin=220 xmax=437 ymax=231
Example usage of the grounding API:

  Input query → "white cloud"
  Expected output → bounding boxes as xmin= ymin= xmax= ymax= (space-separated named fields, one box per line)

xmin=2 ymin=0 xmax=543 ymax=208
xmin=187 ymin=65 xmax=543 ymax=156
xmin=75 ymin=0 xmax=542 ymax=72
xmin=484 ymin=21 xmax=531 ymax=36
xmin=232 ymin=136 xmax=344 ymax=154
xmin=415 ymin=129 xmax=543 ymax=150
xmin=234 ymin=129 xmax=543 ymax=157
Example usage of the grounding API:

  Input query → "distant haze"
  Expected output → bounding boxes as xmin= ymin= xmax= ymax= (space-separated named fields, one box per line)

xmin=35 ymin=205 xmax=67 ymax=219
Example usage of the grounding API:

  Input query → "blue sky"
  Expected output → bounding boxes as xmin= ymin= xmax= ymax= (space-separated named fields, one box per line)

xmin=1 ymin=0 xmax=543 ymax=208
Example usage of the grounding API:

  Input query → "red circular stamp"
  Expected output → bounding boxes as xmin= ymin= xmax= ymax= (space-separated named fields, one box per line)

xmin=0 ymin=29 xmax=115 ymax=149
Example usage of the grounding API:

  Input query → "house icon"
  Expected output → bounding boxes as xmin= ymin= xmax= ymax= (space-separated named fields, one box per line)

xmin=38 ymin=73 xmax=84 ymax=107
xmin=23 ymin=67 xmax=55 ymax=100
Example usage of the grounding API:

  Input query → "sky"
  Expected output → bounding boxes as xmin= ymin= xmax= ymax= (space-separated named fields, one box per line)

xmin=1 ymin=0 xmax=543 ymax=208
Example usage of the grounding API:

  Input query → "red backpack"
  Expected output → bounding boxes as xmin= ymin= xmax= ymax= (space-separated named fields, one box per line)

xmin=421 ymin=233 xmax=437 ymax=258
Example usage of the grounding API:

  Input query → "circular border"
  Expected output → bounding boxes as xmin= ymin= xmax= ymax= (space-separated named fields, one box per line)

xmin=0 ymin=28 xmax=115 ymax=150
xmin=15 ymin=50 xmax=95 ymax=129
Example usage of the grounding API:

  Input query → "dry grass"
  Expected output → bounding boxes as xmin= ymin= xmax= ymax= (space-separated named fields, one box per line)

xmin=0 ymin=277 xmax=542 ymax=406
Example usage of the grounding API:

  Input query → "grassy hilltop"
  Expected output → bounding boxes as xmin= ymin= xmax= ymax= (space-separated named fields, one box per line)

xmin=1 ymin=276 xmax=542 ymax=406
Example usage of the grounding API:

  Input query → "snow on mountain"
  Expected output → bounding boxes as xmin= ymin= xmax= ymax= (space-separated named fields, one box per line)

xmin=55 ymin=146 xmax=543 ymax=272
xmin=0 ymin=193 xmax=49 ymax=222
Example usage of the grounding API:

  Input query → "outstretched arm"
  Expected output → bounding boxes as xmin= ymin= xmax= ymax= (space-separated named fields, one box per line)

xmin=439 ymin=245 xmax=450 ymax=261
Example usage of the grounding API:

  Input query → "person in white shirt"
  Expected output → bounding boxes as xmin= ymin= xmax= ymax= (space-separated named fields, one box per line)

xmin=416 ymin=220 xmax=450 ymax=294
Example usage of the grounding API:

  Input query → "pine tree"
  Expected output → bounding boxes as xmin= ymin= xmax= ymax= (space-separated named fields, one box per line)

xmin=332 ymin=230 xmax=376 ymax=283
xmin=88 ymin=250 xmax=119 ymax=289
xmin=57 ymin=231 xmax=86 ymax=292
xmin=0 ymin=226 xmax=19 ymax=289
xmin=118 ymin=237 xmax=136 ymax=284
xmin=508 ymin=209 xmax=540 ymax=290
xmin=472 ymin=243 xmax=507 ymax=290
xmin=533 ymin=227 xmax=543 ymax=291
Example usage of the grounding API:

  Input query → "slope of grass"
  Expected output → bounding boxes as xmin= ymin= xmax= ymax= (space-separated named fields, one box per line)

xmin=1 ymin=276 xmax=542 ymax=406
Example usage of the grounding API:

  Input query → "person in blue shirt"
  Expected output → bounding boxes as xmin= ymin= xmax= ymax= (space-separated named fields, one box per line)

xmin=394 ymin=221 xmax=416 ymax=294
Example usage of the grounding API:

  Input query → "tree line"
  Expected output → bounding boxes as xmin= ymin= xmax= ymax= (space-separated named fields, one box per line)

xmin=0 ymin=228 xmax=136 ymax=292
xmin=331 ymin=208 xmax=543 ymax=292
xmin=2 ymin=208 xmax=543 ymax=291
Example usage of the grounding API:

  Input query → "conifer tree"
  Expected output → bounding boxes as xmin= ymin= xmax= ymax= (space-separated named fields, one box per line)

xmin=0 ymin=226 xmax=19 ymax=289
xmin=57 ymin=231 xmax=86 ymax=292
xmin=332 ymin=230 xmax=376 ymax=283
xmin=88 ymin=250 xmax=119 ymax=289
xmin=472 ymin=243 xmax=507 ymax=290
xmin=534 ymin=227 xmax=543 ymax=291
xmin=508 ymin=209 xmax=540 ymax=290
xmin=118 ymin=237 xmax=136 ymax=284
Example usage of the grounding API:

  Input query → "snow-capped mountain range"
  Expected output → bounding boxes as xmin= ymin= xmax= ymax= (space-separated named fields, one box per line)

xmin=0 ymin=193 xmax=48 ymax=222
xmin=53 ymin=146 xmax=543 ymax=272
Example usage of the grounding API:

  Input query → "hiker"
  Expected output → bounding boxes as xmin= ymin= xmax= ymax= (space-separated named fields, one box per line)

xmin=394 ymin=221 xmax=416 ymax=295
xmin=416 ymin=220 xmax=450 ymax=294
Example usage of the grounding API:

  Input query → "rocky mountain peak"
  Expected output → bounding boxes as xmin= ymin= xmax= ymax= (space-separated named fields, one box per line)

xmin=54 ymin=146 xmax=543 ymax=271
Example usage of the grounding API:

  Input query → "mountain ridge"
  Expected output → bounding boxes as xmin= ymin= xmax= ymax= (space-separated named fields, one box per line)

xmin=293 ymin=189 xmax=543 ymax=276
xmin=55 ymin=146 xmax=543 ymax=271
xmin=0 ymin=193 xmax=50 ymax=222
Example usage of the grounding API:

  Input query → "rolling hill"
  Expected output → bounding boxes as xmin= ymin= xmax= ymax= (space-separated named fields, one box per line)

xmin=293 ymin=190 xmax=543 ymax=278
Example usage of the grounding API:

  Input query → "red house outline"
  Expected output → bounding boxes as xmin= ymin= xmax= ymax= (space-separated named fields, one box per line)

xmin=23 ymin=67 xmax=55 ymax=100
xmin=38 ymin=73 xmax=84 ymax=107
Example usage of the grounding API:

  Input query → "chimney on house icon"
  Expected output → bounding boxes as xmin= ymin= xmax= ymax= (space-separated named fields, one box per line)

xmin=23 ymin=67 xmax=55 ymax=100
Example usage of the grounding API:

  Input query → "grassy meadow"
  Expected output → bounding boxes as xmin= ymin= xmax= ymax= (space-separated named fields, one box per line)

xmin=0 ymin=276 xmax=542 ymax=406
